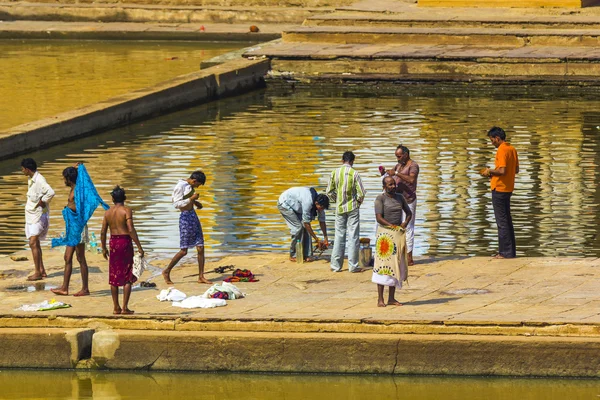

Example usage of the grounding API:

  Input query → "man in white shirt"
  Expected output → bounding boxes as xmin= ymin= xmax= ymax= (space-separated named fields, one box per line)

xmin=21 ymin=158 xmax=55 ymax=281
xmin=162 ymin=171 xmax=211 ymax=285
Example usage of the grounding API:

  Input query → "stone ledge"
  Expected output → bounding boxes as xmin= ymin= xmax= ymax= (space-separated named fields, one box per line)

xmin=89 ymin=329 xmax=600 ymax=376
xmin=0 ymin=57 xmax=269 ymax=160
xmin=2 ymin=315 xmax=600 ymax=337
xmin=0 ymin=328 xmax=94 ymax=368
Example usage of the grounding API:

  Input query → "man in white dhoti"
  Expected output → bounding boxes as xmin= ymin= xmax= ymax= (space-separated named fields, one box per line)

xmin=21 ymin=158 xmax=55 ymax=281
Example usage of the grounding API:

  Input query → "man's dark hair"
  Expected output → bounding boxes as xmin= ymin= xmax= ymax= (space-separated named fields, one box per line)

xmin=315 ymin=193 xmax=330 ymax=210
xmin=342 ymin=151 xmax=355 ymax=163
xmin=396 ymin=144 xmax=410 ymax=157
xmin=111 ymin=185 xmax=126 ymax=203
xmin=190 ymin=170 xmax=206 ymax=185
xmin=21 ymin=158 xmax=37 ymax=172
xmin=487 ymin=127 xmax=506 ymax=141
xmin=62 ymin=167 xmax=78 ymax=185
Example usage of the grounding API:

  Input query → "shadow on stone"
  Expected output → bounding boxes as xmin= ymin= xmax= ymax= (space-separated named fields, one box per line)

xmin=403 ymin=297 xmax=460 ymax=306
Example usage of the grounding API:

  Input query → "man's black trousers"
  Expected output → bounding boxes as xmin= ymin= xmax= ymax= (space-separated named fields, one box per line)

xmin=492 ymin=190 xmax=516 ymax=258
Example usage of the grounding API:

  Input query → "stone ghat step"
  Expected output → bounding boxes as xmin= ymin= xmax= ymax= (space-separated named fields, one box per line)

xmin=304 ymin=13 xmax=600 ymax=30
xmin=244 ymin=42 xmax=600 ymax=81
xmin=0 ymin=1 xmax=331 ymax=24
xmin=418 ymin=0 xmax=600 ymax=7
xmin=1 ymin=0 xmax=353 ymax=7
xmin=283 ymin=26 xmax=600 ymax=47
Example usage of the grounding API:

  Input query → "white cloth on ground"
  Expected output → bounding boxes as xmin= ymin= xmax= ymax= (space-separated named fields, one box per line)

xmin=173 ymin=297 xmax=226 ymax=309
xmin=157 ymin=287 xmax=187 ymax=302
xmin=202 ymin=282 xmax=245 ymax=300
xmin=17 ymin=299 xmax=71 ymax=311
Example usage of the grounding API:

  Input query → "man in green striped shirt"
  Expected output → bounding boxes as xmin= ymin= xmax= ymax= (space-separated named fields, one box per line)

xmin=327 ymin=151 xmax=366 ymax=272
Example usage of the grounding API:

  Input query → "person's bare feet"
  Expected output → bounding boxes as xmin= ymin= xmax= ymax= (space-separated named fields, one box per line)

xmin=27 ymin=274 xmax=43 ymax=281
xmin=303 ymin=257 xmax=315 ymax=263
xmin=377 ymin=300 xmax=386 ymax=307
xmin=73 ymin=289 xmax=90 ymax=297
xmin=121 ymin=308 xmax=135 ymax=315
xmin=198 ymin=277 xmax=212 ymax=284
xmin=493 ymin=254 xmax=506 ymax=259
xmin=113 ymin=307 xmax=122 ymax=315
xmin=41 ymin=269 xmax=47 ymax=278
xmin=51 ymin=288 xmax=69 ymax=296
xmin=388 ymin=299 xmax=403 ymax=306
xmin=162 ymin=270 xmax=174 ymax=284
xmin=289 ymin=257 xmax=297 ymax=262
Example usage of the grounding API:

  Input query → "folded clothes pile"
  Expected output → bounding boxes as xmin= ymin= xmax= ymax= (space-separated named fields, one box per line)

xmin=224 ymin=269 xmax=259 ymax=283
xmin=203 ymin=282 xmax=245 ymax=300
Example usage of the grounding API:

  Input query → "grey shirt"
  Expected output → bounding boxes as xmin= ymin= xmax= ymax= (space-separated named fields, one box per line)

xmin=278 ymin=187 xmax=326 ymax=223
xmin=374 ymin=193 xmax=409 ymax=226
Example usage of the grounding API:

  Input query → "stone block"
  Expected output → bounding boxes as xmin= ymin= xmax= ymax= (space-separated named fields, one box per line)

xmin=0 ymin=328 xmax=94 ymax=368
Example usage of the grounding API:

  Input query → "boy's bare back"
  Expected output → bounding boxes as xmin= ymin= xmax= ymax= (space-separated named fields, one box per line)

xmin=104 ymin=205 xmax=131 ymax=235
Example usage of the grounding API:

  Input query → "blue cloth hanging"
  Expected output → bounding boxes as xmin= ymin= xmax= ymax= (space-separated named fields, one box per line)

xmin=52 ymin=164 xmax=109 ymax=248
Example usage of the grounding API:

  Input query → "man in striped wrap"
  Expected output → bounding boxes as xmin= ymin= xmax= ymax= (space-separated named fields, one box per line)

xmin=327 ymin=151 xmax=366 ymax=273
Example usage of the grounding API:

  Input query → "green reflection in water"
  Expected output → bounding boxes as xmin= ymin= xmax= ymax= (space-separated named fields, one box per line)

xmin=1 ymin=370 xmax=599 ymax=400
xmin=0 ymin=39 xmax=248 ymax=130
xmin=2 ymin=85 xmax=600 ymax=258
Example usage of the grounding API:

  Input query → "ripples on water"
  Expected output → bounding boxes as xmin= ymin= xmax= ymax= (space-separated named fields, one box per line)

xmin=2 ymin=370 xmax=599 ymax=400
xmin=0 ymin=39 xmax=248 ymax=130
xmin=1 ymin=85 xmax=600 ymax=258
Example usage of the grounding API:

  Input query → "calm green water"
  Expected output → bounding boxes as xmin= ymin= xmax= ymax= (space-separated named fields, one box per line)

xmin=1 ymin=85 xmax=600 ymax=258
xmin=1 ymin=370 xmax=599 ymax=399
xmin=0 ymin=39 xmax=248 ymax=130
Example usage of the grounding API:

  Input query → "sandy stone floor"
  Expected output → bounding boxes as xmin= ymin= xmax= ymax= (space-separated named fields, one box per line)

xmin=1 ymin=247 xmax=600 ymax=325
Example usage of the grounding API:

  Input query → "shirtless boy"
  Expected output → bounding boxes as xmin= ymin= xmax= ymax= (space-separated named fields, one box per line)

xmin=101 ymin=186 xmax=144 ymax=315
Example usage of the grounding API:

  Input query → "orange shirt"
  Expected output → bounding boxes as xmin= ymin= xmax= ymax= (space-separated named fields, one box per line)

xmin=491 ymin=142 xmax=519 ymax=193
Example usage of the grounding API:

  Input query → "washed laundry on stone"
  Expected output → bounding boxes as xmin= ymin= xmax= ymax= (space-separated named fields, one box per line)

xmin=17 ymin=299 xmax=71 ymax=312
xmin=202 ymin=282 xmax=244 ymax=300
xmin=172 ymin=297 xmax=226 ymax=309
xmin=157 ymin=287 xmax=187 ymax=302
xmin=224 ymin=269 xmax=259 ymax=283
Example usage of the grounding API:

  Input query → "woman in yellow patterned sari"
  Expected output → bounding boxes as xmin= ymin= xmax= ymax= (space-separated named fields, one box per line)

xmin=373 ymin=176 xmax=412 ymax=307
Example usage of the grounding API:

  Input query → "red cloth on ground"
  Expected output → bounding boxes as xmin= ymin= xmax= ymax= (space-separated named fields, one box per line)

xmin=109 ymin=234 xmax=137 ymax=287
xmin=224 ymin=268 xmax=259 ymax=282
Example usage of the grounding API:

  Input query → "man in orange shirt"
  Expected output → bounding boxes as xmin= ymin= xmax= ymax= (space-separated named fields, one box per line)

xmin=480 ymin=127 xmax=519 ymax=259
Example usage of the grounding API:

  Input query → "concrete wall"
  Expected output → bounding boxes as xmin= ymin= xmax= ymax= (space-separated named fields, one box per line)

xmin=0 ymin=58 xmax=269 ymax=161
xmin=2 ymin=327 xmax=600 ymax=376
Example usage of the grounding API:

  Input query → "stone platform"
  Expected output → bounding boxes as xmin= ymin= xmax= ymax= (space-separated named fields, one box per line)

xmin=1 ymin=249 xmax=600 ymax=375
xmin=245 ymin=0 xmax=600 ymax=82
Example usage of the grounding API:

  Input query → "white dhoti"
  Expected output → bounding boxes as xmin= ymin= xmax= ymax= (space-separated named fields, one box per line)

xmin=25 ymin=213 xmax=49 ymax=240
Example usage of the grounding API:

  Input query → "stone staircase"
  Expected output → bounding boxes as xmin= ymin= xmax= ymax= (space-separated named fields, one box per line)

xmin=245 ymin=1 xmax=600 ymax=82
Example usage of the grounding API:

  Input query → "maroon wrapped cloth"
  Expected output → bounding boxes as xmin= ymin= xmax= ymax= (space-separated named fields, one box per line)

xmin=109 ymin=234 xmax=137 ymax=287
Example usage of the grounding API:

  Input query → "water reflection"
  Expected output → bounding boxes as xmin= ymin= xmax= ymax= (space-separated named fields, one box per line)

xmin=1 ymin=370 xmax=599 ymax=400
xmin=0 ymin=39 xmax=249 ymax=130
xmin=1 ymin=86 xmax=600 ymax=257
